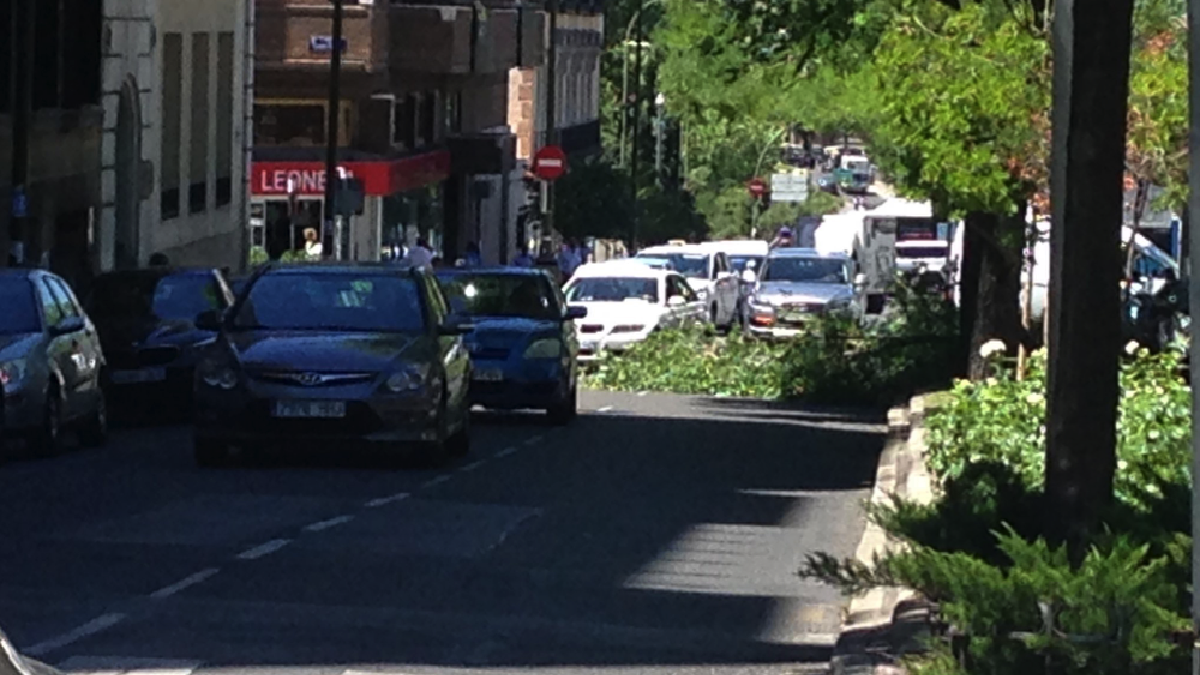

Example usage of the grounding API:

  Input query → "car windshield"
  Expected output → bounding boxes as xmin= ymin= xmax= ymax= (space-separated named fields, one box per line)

xmin=438 ymin=273 xmax=559 ymax=320
xmin=637 ymin=252 xmax=708 ymax=278
xmin=566 ymin=277 xmax=659 ymax=303
xmin=232 ymin=273 xmax=425 ymax=332
xmin=88 ymin=273 xmax=222 ymax=322
xmin=728 ymin=255 xmax=765 ymax=273
xmin=762 ymin=257 xmax=849 ymax=283
xmin=631 ymin=258 xmax=672 ymax=270
xmin=0 ymin=278 xmax=41 ymax=334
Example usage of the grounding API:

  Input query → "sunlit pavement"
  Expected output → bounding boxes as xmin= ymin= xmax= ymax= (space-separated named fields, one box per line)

xmin=0 ymin=391 xmax=885 ymax=675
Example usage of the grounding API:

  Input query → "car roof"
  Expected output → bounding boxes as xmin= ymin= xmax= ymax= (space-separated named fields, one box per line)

xmin=260 ymin=261 xmax=420 ymax=275
xmin=699 ymin=240 xmax=769 ymax=255
xmin=637 ymin=244 xmax=709 ymax=255
xmin=767 ymin=247 xmax=851 ymax=260
xmin=572 ymin=261 xmax=669 ymax=279
xmin=435 ymin=266 xmax=551 ymax=278
xmin=95 ymin=267 xmax=218 ymax=279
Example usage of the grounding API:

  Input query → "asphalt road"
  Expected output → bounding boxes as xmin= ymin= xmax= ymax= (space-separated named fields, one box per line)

xmin=0 ymin=391 xmax=884 ymax=675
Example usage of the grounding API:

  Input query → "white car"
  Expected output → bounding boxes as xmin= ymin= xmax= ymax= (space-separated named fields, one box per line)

xmin=634 ymin=244 xmax=739 ymax=329
xmin=563 ymin=262 xmax=706 ymax=361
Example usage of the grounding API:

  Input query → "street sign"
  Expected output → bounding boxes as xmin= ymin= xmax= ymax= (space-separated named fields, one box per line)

xmin=532 ymin=145 xmax=568 ymax=181
xmin=747 ymin=178 xmax=767 ymax=197
xmin=770 ymin=172 xmax=809 ymax=203
xmin=310 ymin=36 xmax=348 ymax=53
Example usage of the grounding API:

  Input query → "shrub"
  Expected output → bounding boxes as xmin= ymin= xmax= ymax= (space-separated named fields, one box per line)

xmin=924 ymin=346 xmax=1192 ymax=510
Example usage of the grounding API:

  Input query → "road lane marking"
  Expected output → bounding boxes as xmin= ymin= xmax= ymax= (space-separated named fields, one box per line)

xmin=597 ymin=405 xmax=614 ymax=412
xmin=56 ymin=656 xmax=200 ymax=674
xmin=422 ymin=474 xmax=451 ymax=488
xmin=236 ymin=539 xmax=291 ymax=560
xmin=25 ymin=613 xmax=127 ymax=656
xmin=495 ymin=446 xmax=518 ymax=458
xmin=149 ymin=568 xmax=220 ymax=599
xmin=459 ymin=460 xmax=486 ymax=472
xmin=303 ymin=515 xmax=355 ymax=532
xmin=523 ymin=435 xmax=543 ymax=446
xmin=365 ymin=492 xmax=409 ymax=507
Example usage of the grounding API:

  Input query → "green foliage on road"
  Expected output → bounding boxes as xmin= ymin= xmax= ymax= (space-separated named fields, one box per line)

xmin=582 ymin=283 xmax=957 ymax=404
xmin=802 ymin=346 xmax=1194 ymax=674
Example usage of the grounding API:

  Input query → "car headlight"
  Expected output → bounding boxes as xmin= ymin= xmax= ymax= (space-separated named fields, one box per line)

xmin=610 ymin=325 xmax=646 ymax=333
xmin=524 ymin=338 xmax=563 ymax=359
xmin=0 ymin=359 xmax=28 ymax=387
xmin=386 ymin=364 xmax=435 ymax=393
xmin=198 ymin=359 xmax=239 ymax=390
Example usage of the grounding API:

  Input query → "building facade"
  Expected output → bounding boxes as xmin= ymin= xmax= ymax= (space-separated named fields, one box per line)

xmin=251 ymin=0 xmax=545 ymax=266
xmin=103 ymin=0 xmax=253 ymax=272
xmin=1 ymin=0 xmax=105 ymax=289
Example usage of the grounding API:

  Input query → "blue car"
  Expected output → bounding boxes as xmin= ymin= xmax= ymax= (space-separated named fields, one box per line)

xmin=436 ymin=267 xmax=587 ymax=423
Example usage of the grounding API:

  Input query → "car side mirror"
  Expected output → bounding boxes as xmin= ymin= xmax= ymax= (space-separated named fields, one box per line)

xmin=667 ymin=296 xmax=686 ymax=308
xmin=195 ymin=309 xmax=224 ymax=332
xmin=564 ymin=305 xmax=588 ymax=320
xmin=49 ymin=317 xmax=85 ymax=337
xmin=439 ymin=318 xmax=475 ymax=336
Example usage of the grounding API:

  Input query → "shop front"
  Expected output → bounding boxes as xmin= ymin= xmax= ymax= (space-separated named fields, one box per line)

xmin=249 ymin=149 xmax=451 ymax=263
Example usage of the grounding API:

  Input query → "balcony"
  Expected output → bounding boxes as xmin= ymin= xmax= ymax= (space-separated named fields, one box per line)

xmin=389 ymin=3 xmax=544 ymax=75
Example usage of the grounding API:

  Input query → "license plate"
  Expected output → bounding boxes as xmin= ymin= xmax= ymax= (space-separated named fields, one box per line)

xmin=272 ymin=400 xmax=347 ymax=418
xmin=475 ymin=369 xmax=504 ymax=382
xmin=110 ymin=367 xmax=167 ymax=384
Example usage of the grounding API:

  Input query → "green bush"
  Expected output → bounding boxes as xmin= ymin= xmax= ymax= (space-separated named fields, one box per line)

xmin=924 ymin=346 xmax=1192 ymax=510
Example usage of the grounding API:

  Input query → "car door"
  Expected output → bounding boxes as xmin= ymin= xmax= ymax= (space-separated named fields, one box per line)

xmin=422 ymin=272 xmax=469 ymax=412
xmin=47 ymin=277 xmax=103 ymax=406
xmin=712 ymin=253 xmax=737 ymax=323
xmin=549 ymin=277 xmax=579 ymax=371
xmin=34 ymin=277 xmax=79 ymax=417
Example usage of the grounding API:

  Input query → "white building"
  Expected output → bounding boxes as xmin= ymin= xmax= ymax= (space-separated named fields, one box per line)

xmin=101 ymin=0 xmax=253 ymax=271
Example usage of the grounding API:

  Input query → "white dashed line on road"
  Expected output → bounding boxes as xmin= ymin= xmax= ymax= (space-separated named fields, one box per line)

xmin=236 ymin=539 xmax=291 ymax=561
xmin=303 ymin=515 xmax=355 ymax=532
xmin=523 ymin=435 xmax=543 ymax=446
xmin=495 ymin=445 xmax=519 ymax=458
xmin=459 ymin=460 xmax=486 ymax=472
xmin=149 ymin=568 xmax=220 ymax=599
xmin=365 ymin=492 xmax=409 ymax=507
xmin=24 ymin=613 xmax=127 ymax=657
xmin=422 ymin=474 xmax=451 ymax=488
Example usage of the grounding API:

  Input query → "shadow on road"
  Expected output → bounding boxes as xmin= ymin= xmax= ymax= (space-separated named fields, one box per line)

xmin=0 ymin=393 xmax=885 ymax=671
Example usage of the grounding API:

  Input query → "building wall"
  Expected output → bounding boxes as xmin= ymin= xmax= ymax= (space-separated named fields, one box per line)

xmin=100 ymin=0 xmax=250 ymax=272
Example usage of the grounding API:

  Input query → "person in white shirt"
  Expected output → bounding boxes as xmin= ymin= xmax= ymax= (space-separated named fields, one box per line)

xmin=303 ymin=228 xmax=323 ymax=260
xmin=404 ymin=238 xmax=434 ymax=269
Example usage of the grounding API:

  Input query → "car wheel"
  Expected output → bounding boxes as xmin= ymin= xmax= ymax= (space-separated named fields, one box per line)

xmin=78 ymin=389 xmax=109 ymax=448
xmin=546 ymin=379 xmax=578 ymax=426
xmin=194 ymin=436 xmax=231 ymax=468
xmin=32 ymin=391 xmax=64 ymax=457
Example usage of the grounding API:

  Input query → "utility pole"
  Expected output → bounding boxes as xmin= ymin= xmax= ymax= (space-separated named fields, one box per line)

xmin=1186 ymin=0 xmax=1200 ymax=669
xmin=9 ymin=0 xmax=33 ymax=265
xmin=322 ymin=0 xmax=344 ymax=259
xmin=1045 ymin=0 xmax=1133 ymax=564
xmin=629 ymin=0 xmax=643 ymax=252
xmin=542 ymin=0 xmax=559 ymax=239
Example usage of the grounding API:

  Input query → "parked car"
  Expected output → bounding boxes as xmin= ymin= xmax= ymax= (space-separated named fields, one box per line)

xmin=634 ymin=244 xmax=740 ymax=329
xmin=85 ymin=267 xmax=234 ymax=412
xmin=191 ymin=262 xmax=473 ymax=467
xmin=437 ymin=267 xmax=586 ymax=423
xmin=0 ymin=269 xmax=107 ymax=455
xmin=744 ymin=248 xmax=858 ymax=340
xmin=563 ymin=261 xmax=705 ymax=360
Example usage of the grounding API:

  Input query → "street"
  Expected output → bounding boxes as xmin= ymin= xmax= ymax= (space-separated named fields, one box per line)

xmin=0 ymin=391 xmax=883 ymax=675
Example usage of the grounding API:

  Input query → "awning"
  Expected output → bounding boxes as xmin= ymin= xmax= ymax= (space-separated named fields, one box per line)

xmin=251 ymin=150 xmax=451 ymax=197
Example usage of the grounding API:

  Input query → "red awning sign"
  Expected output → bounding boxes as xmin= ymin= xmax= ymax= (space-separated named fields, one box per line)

xmin=251 ymin=150 xmax=451 ymax=197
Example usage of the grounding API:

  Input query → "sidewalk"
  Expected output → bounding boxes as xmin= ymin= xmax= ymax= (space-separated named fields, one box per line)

xmin=829 ymin=395 xmax=938 ymax=675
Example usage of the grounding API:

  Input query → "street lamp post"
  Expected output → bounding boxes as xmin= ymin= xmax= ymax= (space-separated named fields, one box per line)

xmin=654 ymin=93 xmax=666 ymax=187
xmin=322 ymin=0 xmax=345 ymax=259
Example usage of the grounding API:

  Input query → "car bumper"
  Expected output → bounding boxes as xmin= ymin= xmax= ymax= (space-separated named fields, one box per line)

xmin=193 ymin=382 xmax=443 ymax=449
xmin=3 ymin=381 xmax=47 ymax=433
xmin=746 ymin=324 xmax=808 ymax=340
xmin=469 ymin=358 xmax=567 ymax=409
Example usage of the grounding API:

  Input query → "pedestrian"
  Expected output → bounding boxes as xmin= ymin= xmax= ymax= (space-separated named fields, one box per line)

xmin=769 ymin=227 xmax=794 ymax=249
xmin=557 ymin=240 xmax=581 ymax=278
xmin=303 ymin=228 xmax=323 ymax=260
xmin=404 ymin=238 xmax=434 ymax=269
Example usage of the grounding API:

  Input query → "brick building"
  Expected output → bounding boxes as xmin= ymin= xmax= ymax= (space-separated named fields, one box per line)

xmin=251 ymin=0 xmax=546 ymax=265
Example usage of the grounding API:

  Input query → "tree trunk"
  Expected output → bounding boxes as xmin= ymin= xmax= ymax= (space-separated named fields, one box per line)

xmin=1044 ymin=0 xmax=1132 ymax=562
xmin=964 ymin=210 xmax=1024 ymax=380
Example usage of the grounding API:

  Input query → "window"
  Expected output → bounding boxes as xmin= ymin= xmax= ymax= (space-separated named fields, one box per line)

xmin=761 ymin=257 xmax=849 ymax=284
xmin=437 ymin=273 xmax=558 ymax=321
xmin=32 ymin=0 xmax=60 ymax=110
xmin=88 ymin=273 xmax=222 ymax=322
xmin=394 ymin=94 xmax=416 ymax=148
xmin=253 ymin=103 xmax=325 ymax=145
xmin=636 ymin=252 xmax=708 ymax=279
xmin=46 ymin=278 xmax=81 ymax=319
xmin=565 ymin=277 xmax=659 ymax=304
xmin=189 ymin=33 xmax=210 ymax=214
xmin=37 ymin=279 xmax=64 ymax=327
xmin=161 ymin=33 xmax=183 ymax=220
xmin=420 ymin=91 xmax=436 ymax=145
xmin=232 ymin=273 xmax=426 ymax=333
xmin=444 ymin=91 xmax=462 ymax=134
xmin=215 ymin=32 xmax=234 ymax=207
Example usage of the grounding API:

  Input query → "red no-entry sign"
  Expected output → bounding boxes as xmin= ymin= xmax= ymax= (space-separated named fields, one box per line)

xmin=747 ymin=178 xmax=767 ymax=197
xmin=533 ymin=145 xmax=568 ymax=181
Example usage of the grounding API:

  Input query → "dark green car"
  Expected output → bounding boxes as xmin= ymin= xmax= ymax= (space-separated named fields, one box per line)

xmin=191 ymin=262 xmax=474 ymax=467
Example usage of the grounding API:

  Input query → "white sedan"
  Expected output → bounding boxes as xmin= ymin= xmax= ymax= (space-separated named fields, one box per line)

xmin=563 ymin=262 xmax=705 ymax=360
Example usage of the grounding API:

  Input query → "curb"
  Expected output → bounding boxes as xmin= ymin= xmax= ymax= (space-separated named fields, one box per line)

xmin=828 ymin=394 xmax=937 ymax=675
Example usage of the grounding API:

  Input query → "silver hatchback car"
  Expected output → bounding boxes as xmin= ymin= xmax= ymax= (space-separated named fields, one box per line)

xmin=0 ymin=269 xmax=108 ymax=456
